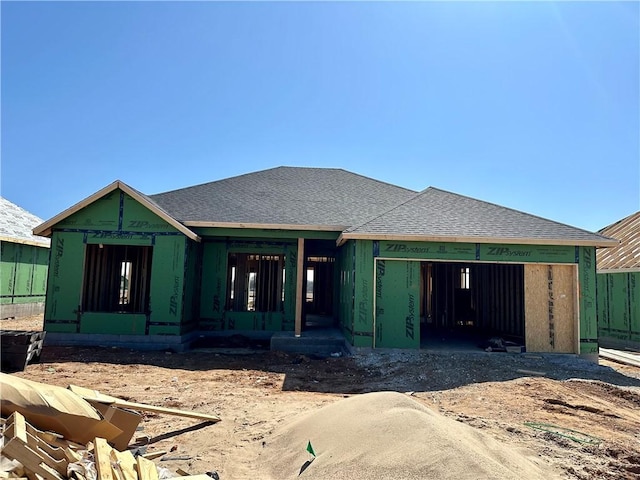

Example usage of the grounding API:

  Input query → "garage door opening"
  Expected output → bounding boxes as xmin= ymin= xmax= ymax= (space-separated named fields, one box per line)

xmin=420 ymin=262 xmax=525 ymax=350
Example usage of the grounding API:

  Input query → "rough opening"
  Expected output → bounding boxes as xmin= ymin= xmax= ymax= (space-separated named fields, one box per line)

xmin=82 ymin=244 xmax=152 ymax=313
xmin=226 ymin=253 xmax=285 ymax=312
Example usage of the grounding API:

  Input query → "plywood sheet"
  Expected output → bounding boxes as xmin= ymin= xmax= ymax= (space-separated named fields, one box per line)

xmin=524 ymin=264 xmax=576 ymax=353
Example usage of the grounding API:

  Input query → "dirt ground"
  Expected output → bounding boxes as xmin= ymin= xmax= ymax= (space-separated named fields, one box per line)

xmin=2 ymin=315 xmax=640 ymax=479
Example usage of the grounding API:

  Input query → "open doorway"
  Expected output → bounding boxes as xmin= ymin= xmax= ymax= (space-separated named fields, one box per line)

xmin=420 ymin=262 xmax=525 ymax=350
xmin=303 ymin=240 xmax=337 ymax=329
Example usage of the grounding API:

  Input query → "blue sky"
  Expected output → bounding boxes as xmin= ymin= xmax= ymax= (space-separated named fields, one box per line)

xmin=2 ymin=1 xmax=638 ymax=232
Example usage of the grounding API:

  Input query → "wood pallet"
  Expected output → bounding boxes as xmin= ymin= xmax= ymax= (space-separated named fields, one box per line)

xmin=0 ymin=331 xmax=46 ymax=373
xmin=1 ymin=413 xmax=212 ymax=480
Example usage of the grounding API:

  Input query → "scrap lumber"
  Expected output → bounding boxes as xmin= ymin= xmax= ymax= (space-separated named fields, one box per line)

xmin=135 ymin=457 xmax=158 ymax=480
xmin=1 ymin=413 xmax=66 ymax=480
xmin=600 ymin=348 xmax=640 ymax=368
xmin=68 ymin=385 xmax=221 ymax=423
xmin=110 ymin=450 xmax=137 ymax=480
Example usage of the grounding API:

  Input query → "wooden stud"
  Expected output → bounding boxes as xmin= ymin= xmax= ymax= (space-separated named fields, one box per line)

xmin=295 ymin=237 xmax=304 ymax=337
xmin=93 ymin=438 xmax=114 ymax=480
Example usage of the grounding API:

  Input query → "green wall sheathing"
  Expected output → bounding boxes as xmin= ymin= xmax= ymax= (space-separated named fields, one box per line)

xmin=477 ymin=244 xmax=576 ymax=263
xmin=192 ymin=227 xmax=339 ymax=241
xmin=378 ymin=241 xmax=476 ymax=260
xmin=182 ymin=239 xmax=200 ymax=331
xmin=376 ymin=241 xmax=575 ymax=264
xmin=0 ymin=242 xmax=48 ymax=305
xmin=200 ymin=241 xmax=227 ymax=329
xmin=56 ymin=191 xmax=121 ymax=230
xmin=578 ymin=246 xmax=598 ymax=355
xmin=149 ymin=236 xmax=186 ymax=331
xmin=121 ymin=194 xmax=176 ymax=233
xmin=352 ymin=240 xmax=374 ymax=347
xmin=56 ymin=190 xmax=177 ymax=235
xmin=336 ymin=241 xmax=355 ymax=343
xmin=375 ymin=259 xmax=420 ymax=348
xmin=45 ymin=232 xmax=85 ymax=331
xmin=80 ymin=313 xmax=147 ymax=334
xmin=198 ymin=239 xmax=297 ymax=331
xmin=597 ymin=271 xmax=640 ymax=345
xmin=44 ymin=189 xmax=191 ymax=336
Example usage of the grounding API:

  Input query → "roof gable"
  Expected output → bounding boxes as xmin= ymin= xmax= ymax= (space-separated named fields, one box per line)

xmin=33 ymin=181 xmax=200 ymax=242
xmin=150 ymin=166 xmax=417 ymax=229
xmin=339 ymin=187 xmax=617 ymax=247
xmin=596 ymin=211 xmax=640 ymax=271
xmin=0 ymin=197 xmax=50 ymax=247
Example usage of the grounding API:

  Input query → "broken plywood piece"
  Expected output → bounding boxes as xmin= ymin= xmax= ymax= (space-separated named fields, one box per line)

xmin=0 ymin=373 xmax=122 ymax=446
xmin=68 ymin=385 xmax=221 ymax=423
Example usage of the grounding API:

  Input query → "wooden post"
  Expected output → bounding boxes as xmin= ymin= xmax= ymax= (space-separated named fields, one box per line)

xmin=295 ymin=237 xmax=304 ymax=337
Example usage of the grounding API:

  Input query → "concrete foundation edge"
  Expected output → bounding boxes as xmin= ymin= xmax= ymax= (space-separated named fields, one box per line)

xmin=44 ymin=331 xmax=199 ymax=352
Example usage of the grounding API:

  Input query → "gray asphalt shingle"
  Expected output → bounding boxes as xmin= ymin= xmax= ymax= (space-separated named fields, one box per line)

xmin=343 ymin=187 xmax=615 ymax=245
xmin=150 ymin=166 xmax=417 ymax=227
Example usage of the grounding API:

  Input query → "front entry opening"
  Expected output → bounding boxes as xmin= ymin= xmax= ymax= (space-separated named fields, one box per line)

xmin=303 ymin=240 xmax=337 ymax=330
xmin=420 ymin=262 xmax=525 ymax=350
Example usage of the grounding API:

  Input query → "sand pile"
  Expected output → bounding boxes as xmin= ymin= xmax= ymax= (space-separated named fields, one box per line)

xmin=254 ymin=391 xmax=560 ymax=480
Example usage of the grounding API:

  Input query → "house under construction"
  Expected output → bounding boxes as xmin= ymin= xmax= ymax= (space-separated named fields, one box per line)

xmin=32 ymin=167 xmax=617 ymax=358
xmin=1 ymin=197 xmax=50 ymax=320
xmin=596 ymin=211 xmax=639 ymax=351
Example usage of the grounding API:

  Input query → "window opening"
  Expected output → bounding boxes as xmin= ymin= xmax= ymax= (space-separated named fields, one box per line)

xmin=227 ymin=253 xmax=285 ymax=312
xmin=460 ymin=267 xmax=470 ymax=289
xmin=83 ymin=244 xmax=152 ymax=313
xmin=306 ymin=267 xmax=315 ymax=302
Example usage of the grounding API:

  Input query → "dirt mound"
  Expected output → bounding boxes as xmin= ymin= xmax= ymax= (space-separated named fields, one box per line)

xmin=255 ymin=391 xmax=560 ymax=480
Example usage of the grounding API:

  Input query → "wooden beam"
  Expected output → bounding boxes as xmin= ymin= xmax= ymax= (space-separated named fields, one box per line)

xmin=295 ymin=237 xmax=304 ymax=337
xmin=68 ymin=385 xmax=220 ymax=422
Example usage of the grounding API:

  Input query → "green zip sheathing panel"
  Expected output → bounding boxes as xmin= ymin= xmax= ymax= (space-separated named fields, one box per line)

xmin=45 ymin=232 xmax=85 ymax=332
xmin=55 ymin=190 xmax=176 ymax=234
xmin=597 ymin=271 xmax=640 ymax=347
xmin=375 ymin=259 xmax=420 ymax=349
xmin=198 ymin=239 xmax=296 ymax=332
xmin=578 ymin=246 xmax=598 ymax=356
xmin=336 ymin=241 xmax=355 ymax=343
xmin=352 ymin=240 xmax=374 ymax=347
xmin=182 ymin=239 xmax=200 ymax=332
xmin=1 ymin=242 xmax=48 ymax=305
xmin=148 ymin=235 xmax=186 ymax=335
xmin=376 ymin=241 xmax=575 ymax=263
xmin=80 ymin=312 xmax=147 ymax=334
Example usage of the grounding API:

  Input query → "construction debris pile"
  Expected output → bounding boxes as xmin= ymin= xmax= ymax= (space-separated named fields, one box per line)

xmin=0 ymin=373 xmax=220 ymax=480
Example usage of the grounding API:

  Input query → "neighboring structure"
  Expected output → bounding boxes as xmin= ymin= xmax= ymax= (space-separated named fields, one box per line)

xmin=1 ymin=197 xmax=50 ymax=319
xmin=32 ymin=167 xmax=616 ymax=358
xmin=596 ymin=211 xmax=639 ymax=351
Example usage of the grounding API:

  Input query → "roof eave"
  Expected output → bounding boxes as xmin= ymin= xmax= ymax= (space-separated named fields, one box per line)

xmin=0 ymin=236 xmax=51 ymax=248
xmin=33 ymin=180 xmax=201 ymax=242
xmin=184 ymin=221 xmax=347 ymax=232
xmin=336 ymin=233 xmax=619 ymax=248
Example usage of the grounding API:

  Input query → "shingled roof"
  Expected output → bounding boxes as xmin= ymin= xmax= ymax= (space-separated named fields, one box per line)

xmin=339 ymin=187 xmax=617 ymax=247
xmin=596 ymin=211 xmax=640 ymax=271
xmin=150 ymin=167 xmax=417 ymax=229
xmin=0 ymin=197 xmax=50 ymax=247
